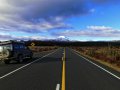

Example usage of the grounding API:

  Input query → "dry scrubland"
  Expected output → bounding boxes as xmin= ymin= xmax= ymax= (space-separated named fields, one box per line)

xmin=72 ymin=46 xmax=120 ymax=70
xmin=29 ymin=46 xmax=58 ymax=52
xmin=29 ymin=46 xmax=58 ymax=58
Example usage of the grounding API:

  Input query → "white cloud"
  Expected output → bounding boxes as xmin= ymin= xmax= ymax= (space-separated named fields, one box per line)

xmin=87 ymin=26 xmax=112 ymax=31
xmin=0 ymin=0 xmax=75 ymax=34
xmin=53 ymin=26 xmax=120 ymax=37
xmin=0 ymin=19 xmax=72 ymax=33
xmin=89 ymin=8 xmax=96 ymax=13
xmin=0 ymin=33 xmax=47 ymax=41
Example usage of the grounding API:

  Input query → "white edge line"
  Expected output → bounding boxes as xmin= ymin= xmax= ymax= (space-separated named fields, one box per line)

xmin=56 ymin=84 xmax=60 ymax=90
xmin=71 ymin=49 xmax=120 ymax=80
xmin=0 ymin=48 xmax=59 ymax=79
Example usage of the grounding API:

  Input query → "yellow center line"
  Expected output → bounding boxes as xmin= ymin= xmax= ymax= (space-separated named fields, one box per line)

xmin=61 ymin=48 xmax=66 ymax=90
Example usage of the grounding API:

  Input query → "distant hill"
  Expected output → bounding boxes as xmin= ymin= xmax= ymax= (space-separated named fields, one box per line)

xmin=25 ymin=40 xmax=120 ymax=47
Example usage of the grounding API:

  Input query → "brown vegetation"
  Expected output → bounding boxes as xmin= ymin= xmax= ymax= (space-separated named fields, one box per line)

xmin=29 ymin=46 xmax=58 ymax=52
xmin=72 ymin=46 xmax=120 ymax=67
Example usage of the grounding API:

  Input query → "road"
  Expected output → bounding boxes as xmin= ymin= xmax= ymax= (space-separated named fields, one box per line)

xmin=0 ymin=47 xmax=120 ymax=90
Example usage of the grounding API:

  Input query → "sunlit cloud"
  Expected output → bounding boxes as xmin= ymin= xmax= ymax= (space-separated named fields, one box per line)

xmin=52 ymin=26 xmax=120 ymax=37
xmin=0 ymin=34 xmax=47 ymax=41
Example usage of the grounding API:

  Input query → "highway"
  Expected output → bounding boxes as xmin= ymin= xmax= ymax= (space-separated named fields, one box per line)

xmin=0 ymin=47 xmax=120 ymax=90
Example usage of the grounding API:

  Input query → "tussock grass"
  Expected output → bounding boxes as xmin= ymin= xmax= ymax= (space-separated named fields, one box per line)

xmin=72 ymin=46 xmax=120 ymax=72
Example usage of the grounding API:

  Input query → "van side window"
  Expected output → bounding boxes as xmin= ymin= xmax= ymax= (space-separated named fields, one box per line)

xmin=14 ymin=44 xmax=19 ymax=49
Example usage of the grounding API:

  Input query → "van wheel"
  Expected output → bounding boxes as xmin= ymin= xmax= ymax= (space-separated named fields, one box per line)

xmin=18 ymin=55 xmax=23 ymax=63
xmin=4 ymin=60 xmax=10 ymax=64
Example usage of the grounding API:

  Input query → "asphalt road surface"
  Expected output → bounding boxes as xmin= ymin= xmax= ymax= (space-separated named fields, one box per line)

xmin=0 ymin=47 xmax=120 ymax=90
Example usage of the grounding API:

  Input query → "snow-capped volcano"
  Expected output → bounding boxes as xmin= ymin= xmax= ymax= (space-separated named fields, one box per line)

xmin=57 ymin=36 xmax=69 ymax=41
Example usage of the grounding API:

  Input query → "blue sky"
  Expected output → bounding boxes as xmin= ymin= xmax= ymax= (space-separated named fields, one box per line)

xmin=0 ymin=0 xmax=120 ymax=41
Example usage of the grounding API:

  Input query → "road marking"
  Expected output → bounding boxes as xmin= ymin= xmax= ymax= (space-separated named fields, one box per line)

xmin=72 ymin=49 xmax=120 ymax=80
xmin=0 ymin=49 xmax=59 ymax=79
xmin=61 ymin=48 xmax=66 ymax=90
xmin=56 ymin=84 xmax=60 ymax=90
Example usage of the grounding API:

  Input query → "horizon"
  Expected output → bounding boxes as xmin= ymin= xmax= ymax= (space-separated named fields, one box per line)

xmin=0 ymin=0 xmax=120 ymax=41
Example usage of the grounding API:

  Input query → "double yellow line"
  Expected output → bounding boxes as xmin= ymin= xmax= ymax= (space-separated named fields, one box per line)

xmin=61 ymin=48 xmax=66 ymax=90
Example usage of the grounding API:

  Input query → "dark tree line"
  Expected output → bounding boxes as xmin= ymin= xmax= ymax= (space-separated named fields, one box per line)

xmin=25 ymin=40 xmax=120 ymax=47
